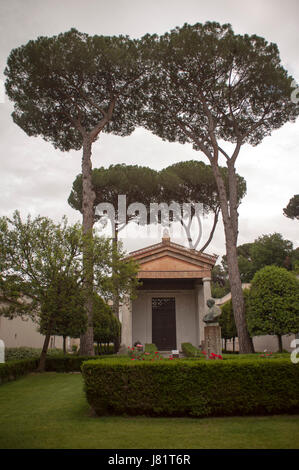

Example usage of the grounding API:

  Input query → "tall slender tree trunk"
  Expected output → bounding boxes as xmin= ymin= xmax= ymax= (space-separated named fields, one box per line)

xmin=37 ymin=317 xmax=55 ymax=372
xmin=199 ymin=208 xmax=220 ymax=252
xmin=80 ymin=136 xmax=96 ymax=356
xmin=211 ymin=161 xmax=254 ymax=354
xmin=63 ymin=336 xmax=66 ymax=355
xmin=277 ymin=334 xmax=283 ymax=353
xmin=225 ymin=236 xmax=254 ymax=353
xmin=37 ymin=333 xmax=51 ymax=372
xmin=112 ymin=228 xmax=121 ymax=352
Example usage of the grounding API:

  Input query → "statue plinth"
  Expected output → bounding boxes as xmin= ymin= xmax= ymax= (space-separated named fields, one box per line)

xmin=202 ymin=298 xmax=222 ymax=359
xmin=203 ymin=325 xmax=222 ymax=359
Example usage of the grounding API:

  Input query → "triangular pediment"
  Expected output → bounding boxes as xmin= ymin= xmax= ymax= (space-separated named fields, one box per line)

xmin=126 ymin=239 xmax=217 ymax=279
xmin=139 ymin=254 xmax=207 ymax=272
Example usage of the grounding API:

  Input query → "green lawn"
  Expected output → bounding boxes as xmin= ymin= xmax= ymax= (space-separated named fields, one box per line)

xmin=0 ymin=372 xmax=298 ymax=449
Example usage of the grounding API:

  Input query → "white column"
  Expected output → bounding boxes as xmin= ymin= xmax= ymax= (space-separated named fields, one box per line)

xmin=120 ymin=295 xmax=133 ymax=348
xmin=0 ymin=339 xmax=4 ymax=363
xmin=195 ymin=277 xmax=212 ymax=347
xmin=195 ymin=281 xmax=203 ymax=347
xmin=203 ymin=277 xmax=212 ymax=307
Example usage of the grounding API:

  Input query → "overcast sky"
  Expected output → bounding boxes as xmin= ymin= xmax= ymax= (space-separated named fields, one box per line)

xmin=0 ymin=0 xmax=298 ymax=260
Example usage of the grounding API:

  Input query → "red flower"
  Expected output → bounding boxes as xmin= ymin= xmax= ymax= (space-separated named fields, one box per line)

xmin=131 ymin=358 xmax=135 ymax=361
xmin=155 ymin=351 xmax=159 ymax=354
xmin=202 ymin=351 xmax=207 ymax=355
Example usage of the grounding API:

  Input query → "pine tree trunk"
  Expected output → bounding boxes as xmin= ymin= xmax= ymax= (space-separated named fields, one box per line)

xmin=211 ymin=161 xmax=254 ymax=354
xmin=112 ymin=229 xmax=120 ymax=321
xmin=277 ymin=334 xmax=283 ymax=353
xmin=80 ymin=136 xmax=96 ymax=356
xmin=63 ymin=336 xmax=66 ymax=355
xmin=225 ymin=238 xmax=254 ymax=353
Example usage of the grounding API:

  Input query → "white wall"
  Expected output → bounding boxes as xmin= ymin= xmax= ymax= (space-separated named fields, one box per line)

xmin=0 ymin=315 xmax=63 ymax=349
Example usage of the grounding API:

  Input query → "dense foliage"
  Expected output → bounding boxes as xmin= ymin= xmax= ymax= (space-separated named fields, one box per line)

xmin=247 ymin=266 xmax=299 ymax=351
xmin=93 ymin=295 xmax=121 ymax=353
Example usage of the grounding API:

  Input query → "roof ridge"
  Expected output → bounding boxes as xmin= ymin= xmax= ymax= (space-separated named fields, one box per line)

xmin=126 ymin=240 xmax=217 ymax=261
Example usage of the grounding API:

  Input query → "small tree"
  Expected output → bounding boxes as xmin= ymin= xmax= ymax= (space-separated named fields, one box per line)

xmin=219 ymin=289 xmax=250 ymax=352
xmin=0 ymin=211 xmax=137 ymax=369
xmin=39 ymin=275 xmax=87 ymax=355
xmin=93 ymin=295 xmax=121 ymax=354
xmin=248 ymin=266 xmax=299 ymax=352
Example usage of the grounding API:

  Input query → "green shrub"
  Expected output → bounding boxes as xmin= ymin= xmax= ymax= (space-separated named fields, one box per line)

xmin=144 ymin=344 xmax=158 ymax=353
xmin=5 ymin=347 xmax=64 ymax=361
xmin=0 ymin=358 xmax=39 ymax=384
xmin=5 ymin=347 xmax=41 ymax=361
xmin=181 ymin=342 xmax=202 ymax=357
xmin=81 ymin=358 xmax=299 ymax=417
xmin=93 ymin=344 xmax=115 ymax=355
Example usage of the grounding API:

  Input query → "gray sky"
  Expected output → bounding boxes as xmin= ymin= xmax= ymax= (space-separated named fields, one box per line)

xmin=0 ymin=0 xmax=298 ymax=260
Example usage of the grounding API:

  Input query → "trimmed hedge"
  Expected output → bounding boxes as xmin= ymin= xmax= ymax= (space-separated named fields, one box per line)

xmin=81 ymin=358 xmax=299 ymax=417
xmin=0 ymin=354 xmax=119 ymax=384
xmin=44 ymin=355 xmax=107 ymax=372
xmin=0 ymin=358 xmax=39 ymax=384
xmin=5 ymin=347 xmax=64 ymax=361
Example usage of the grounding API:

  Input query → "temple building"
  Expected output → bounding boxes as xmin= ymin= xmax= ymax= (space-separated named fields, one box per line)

xmin=120 ymin=231 xmax=217 ymax=351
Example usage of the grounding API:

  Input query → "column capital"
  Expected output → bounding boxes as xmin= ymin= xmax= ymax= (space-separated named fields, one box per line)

xmin=203 ymin=277 xmax=211 ymax=283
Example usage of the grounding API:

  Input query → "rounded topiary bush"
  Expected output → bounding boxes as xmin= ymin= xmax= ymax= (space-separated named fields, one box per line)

xmin=248 ymin=265 xmax=299 ymax=351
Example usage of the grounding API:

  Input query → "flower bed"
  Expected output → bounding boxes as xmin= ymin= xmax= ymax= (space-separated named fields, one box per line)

xmin=81 ymin=357 xmax=299 ymax=417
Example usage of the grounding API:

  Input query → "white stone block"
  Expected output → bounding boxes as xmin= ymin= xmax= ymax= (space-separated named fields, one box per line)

xmin=0 ymin=339 xmax=5 ymax=363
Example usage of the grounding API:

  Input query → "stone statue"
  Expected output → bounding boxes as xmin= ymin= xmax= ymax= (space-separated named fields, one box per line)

xmin=203 ymin=298 xmax=221 ymax=324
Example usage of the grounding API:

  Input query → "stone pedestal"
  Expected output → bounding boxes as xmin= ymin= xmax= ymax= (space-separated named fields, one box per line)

xmin=195 ymin=277 xmax=212 ymax=347
xmin=120 ymin=295 xmax=132 ymax=348
xmin=203 ymin=324 xmax=222 ymax=358
xmin=0 ymin=339 xmax=4 ymax=363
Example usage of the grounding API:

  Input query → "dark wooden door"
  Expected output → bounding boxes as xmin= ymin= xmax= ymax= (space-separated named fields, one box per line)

xmin=152 ymin=297 xmax=176 ymax=350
